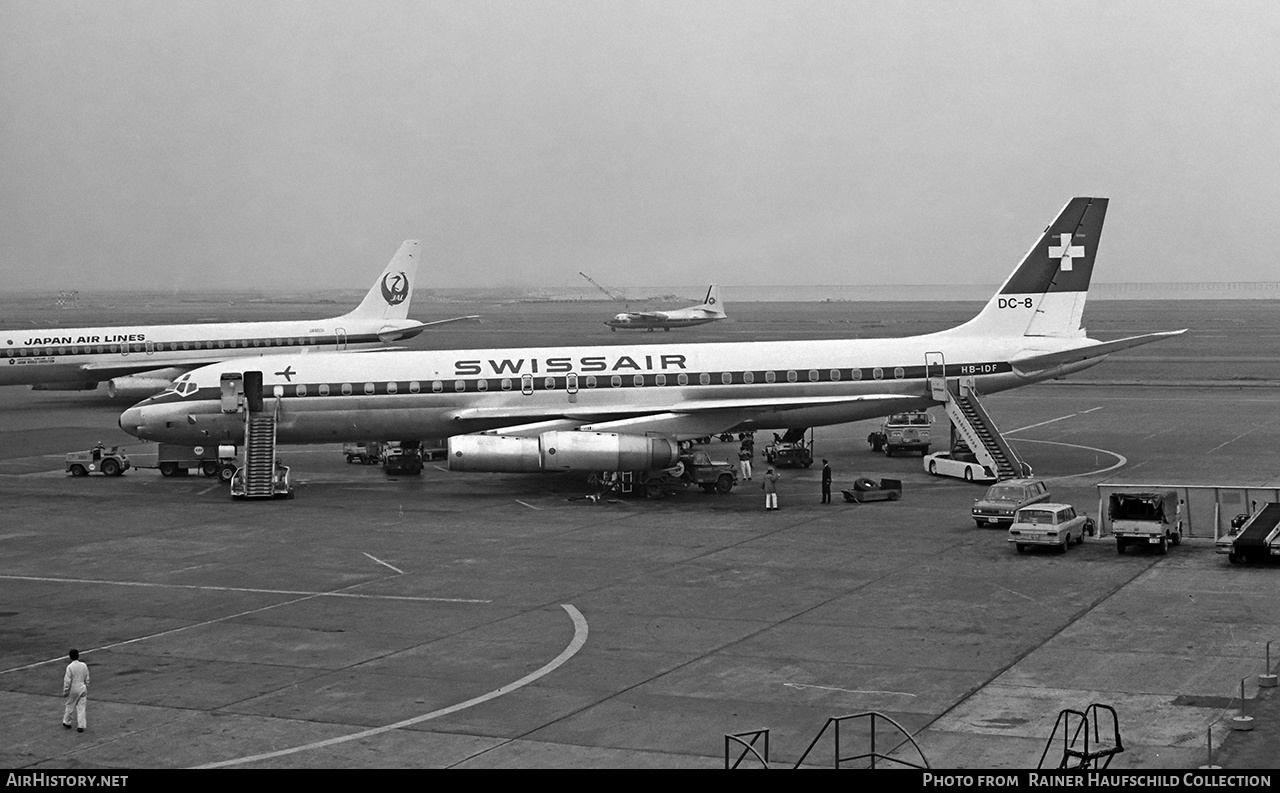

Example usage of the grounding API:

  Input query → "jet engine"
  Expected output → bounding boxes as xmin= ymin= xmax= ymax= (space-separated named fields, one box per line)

xmin=106 ymin=368 xmax=190 ymax=400
xmin=448 ymin=431 xmax=679 ymax=473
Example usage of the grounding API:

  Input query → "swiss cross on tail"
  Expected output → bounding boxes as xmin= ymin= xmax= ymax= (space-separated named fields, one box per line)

xmin=999 ymin=197 xmax=1108 ymax=296
xmin=1048 ymin=233 xmax=1084 ymax=271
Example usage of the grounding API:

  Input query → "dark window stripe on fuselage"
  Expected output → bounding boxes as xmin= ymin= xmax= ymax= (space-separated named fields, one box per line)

xmin=168 ymin=362 xmax=1013 ymax=404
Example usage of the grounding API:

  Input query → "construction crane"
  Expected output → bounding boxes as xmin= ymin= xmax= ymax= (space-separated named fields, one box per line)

xmin=579 ymin=272 xmax=627 ymax=303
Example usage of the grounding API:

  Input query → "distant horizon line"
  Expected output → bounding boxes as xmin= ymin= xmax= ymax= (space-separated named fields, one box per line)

xmin=7 ymin=281 xmax=1280 ymax=295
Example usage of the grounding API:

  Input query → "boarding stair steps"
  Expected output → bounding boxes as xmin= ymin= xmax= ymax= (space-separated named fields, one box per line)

xmin=1038 ymin=704 xmax=1124 ymax=769
xmin=242 ymin=413 xmax=278 ymax=498
xmin=941 ymin=382 xmax=1030 ymax=481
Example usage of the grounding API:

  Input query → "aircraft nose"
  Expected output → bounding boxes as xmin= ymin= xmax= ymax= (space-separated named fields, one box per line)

xmin=118 ymin=405 xmax=144 ymax=437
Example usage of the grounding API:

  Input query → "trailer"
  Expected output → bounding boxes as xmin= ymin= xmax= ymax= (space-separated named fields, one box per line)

xmin=1216 ymin=502 xmax=1280 ymax=564
xmin=156 ymin=444 xmax=237 ymax=480
xmin=842 ymin=478 xmax=903 ymax=503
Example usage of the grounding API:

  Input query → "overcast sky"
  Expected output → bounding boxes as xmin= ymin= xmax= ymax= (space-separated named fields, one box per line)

xmin=1 ymin=1 xmax=1277 ymax=292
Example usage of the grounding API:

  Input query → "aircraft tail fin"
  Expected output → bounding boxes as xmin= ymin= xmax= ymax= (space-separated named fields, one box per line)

xmin=337 ymin=240 xmax=421 ymax=322
xmin=956 ymin=197 xmax=1107 ymax=339
xmin=700 ymin=284 xmax=726 ymax=317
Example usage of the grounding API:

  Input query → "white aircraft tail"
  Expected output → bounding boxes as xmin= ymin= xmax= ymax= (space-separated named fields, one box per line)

xmin=337 ymin=240 xmax=421 ymax=322
xmin=955 ymin=197 xmax=1107 ymax=339
xmin=698 ymin=284 xmax=726 ymax=317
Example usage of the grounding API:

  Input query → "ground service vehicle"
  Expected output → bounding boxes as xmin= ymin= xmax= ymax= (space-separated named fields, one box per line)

xmin=383 ymin=445 xmax=424 ymax=475
xmin=157 ymin=443 xmax=236 ymax=479
xmin=842 ymin=478 xmax=903 ymax=503
xmin=925 ymin=448 xmax=996 ymax=483
xmin=1215 ymin=502 xmax=1280 ymax=564
xmin=609 ymin=449 xmax=737 ymax=499
xmin=1109 ymin=490 xmax=1182 ymax=555
xmin=1008 ymin=503 xmax=1095 ymax=553
xmin=972 ymin=478 xmax=1051 ymax=527
xmin=868 ymin=411 xmax=933 ymax=456
xmin=66 ymin=445 xmax=130 ymax=477
xmin=343 ymin=441 xmax=385 ymax=465
xmin=764 ymin=429 xmax=814 ymax=468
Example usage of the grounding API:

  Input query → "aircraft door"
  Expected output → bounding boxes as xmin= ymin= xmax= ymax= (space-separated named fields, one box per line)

xmin=925 ymin=351 xmax=947 ymax=401
xmin=566 ymin=373 xmax=578 ymax=403
xmin=220 ymin=373 xmax=244 ymax=414
xmin=335 ymin=328 xmax=347 ymax=351
xmin=521 ymin=374 xmax=534 ymax=396
xmin=243 ymin=370 xmax=264 ymax=413
xmin=144 ymin=341 xmax=155 ymax=355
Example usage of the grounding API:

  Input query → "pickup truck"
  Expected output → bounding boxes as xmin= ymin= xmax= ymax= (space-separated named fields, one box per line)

xmin=1110 ymin=490 xmax=1183 ymax=555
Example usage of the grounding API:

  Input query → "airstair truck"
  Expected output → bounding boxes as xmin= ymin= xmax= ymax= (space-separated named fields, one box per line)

xmin=1110 ymin=490 xmax=1183 ymax=555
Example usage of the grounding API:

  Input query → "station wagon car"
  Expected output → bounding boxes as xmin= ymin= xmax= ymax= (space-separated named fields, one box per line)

xmin=972 ymin=478 xmax=1050 ymax=527
xmin=1008 ymin=503 xmax=1095 ymax=553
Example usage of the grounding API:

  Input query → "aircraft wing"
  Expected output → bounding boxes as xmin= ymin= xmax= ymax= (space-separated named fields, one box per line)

xmin=1011 ymin=330 xmax=1187 ymax=373
xmin=377 ymin=316 xmax=480 ymax=342
xmin=449 ymin=393 xmax=920 ymax=438
xmin=77 ymin=360 xmax=203 ymax=377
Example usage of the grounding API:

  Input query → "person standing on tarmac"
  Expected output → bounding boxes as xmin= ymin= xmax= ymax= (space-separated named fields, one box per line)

xmin=62 ymin=649 xmax=89 ymax=732
xmin=738 ymin=442 xmax=753 ymax=481
xmin=821 ymin=459 xmax=832 ymax=504
xmin=762 ymin=467 xmax=780 ymax=510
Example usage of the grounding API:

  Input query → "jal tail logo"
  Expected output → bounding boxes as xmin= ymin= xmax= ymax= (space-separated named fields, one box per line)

xmin=381 ymin=272 xmax=409 ymax=305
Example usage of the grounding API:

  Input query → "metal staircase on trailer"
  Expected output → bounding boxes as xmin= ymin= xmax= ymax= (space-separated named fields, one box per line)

xmin=242 ymin=411 xmax=278 ymax=498
xmin=939 ymin=380 xmax=1031 ymax=481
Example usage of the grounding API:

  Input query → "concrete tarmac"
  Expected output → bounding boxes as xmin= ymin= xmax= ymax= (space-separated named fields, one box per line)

xmin=1 ymin=299 xmax=1278 ymax=769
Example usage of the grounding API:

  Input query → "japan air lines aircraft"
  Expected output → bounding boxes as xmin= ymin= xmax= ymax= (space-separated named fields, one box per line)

xmin=120 ymin=198 xmax=1184 ymax=474
xmin=2 ymin=241 xmax=473 ymax=400
xmin=605 ymin=285 xmax=726 ymax=331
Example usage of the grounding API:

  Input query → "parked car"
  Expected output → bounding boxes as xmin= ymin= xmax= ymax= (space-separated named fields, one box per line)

xmin=972 ymin=478 xmax=1051 ymax=528
xmin=924 ymin=449 xmax=995 ymax=483
xmin=1008 ymin=503 xmax=1095 ymax=553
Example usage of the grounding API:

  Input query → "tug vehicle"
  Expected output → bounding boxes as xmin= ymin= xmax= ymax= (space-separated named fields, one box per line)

xmin=65 ymin=444 xmax=130 ymax=477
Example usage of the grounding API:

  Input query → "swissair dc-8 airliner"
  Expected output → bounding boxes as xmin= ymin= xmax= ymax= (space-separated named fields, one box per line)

xmin=120 ymin=198 xmax=1185 ymax=475
xmin=2 ymin=241 xmax=473 ymax=400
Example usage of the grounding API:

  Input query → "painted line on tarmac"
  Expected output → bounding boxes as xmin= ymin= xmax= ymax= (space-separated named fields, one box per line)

xmin=362 ymin=552 xmax=404 ymax=574
xmin=1205 ymin=430 xmax=1254 ymax=455
xmin=515 ymin=499 xmax=541 ymax=510
xmin=0 ymin=575 xmax=492 ymax=677
xmin=197 ymin=483 xmax=221 ymax=495
xmin=784 ymin=682 xmax=915 ymax=697
xmin=1013 ymin=438 xmax=1127 ymax=479
xmin=1006 ymin=406 xmax=1103 ymax=435
xmin=194 ymin=603 xmax=590 ymax=769
xmin=0 ymin=574 xmax=488 ymax=604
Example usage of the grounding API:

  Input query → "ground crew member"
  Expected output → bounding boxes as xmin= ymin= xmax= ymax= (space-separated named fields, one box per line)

xmin=762 ymin=467 xmax=780 ymax=510
xmin=821 ymin=459 xmax=832 ymax=504
xmin=62 ymin=649 xmax=89 ymax=732
xmin=738 ymin=442 xmax=753 ymax=481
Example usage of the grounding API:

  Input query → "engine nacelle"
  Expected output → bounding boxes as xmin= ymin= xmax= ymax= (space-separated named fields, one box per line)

xmin=448 ymin=431 xmax=680 ymax=473
xmin=106 ymin=368 xmax=189 ymax=400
